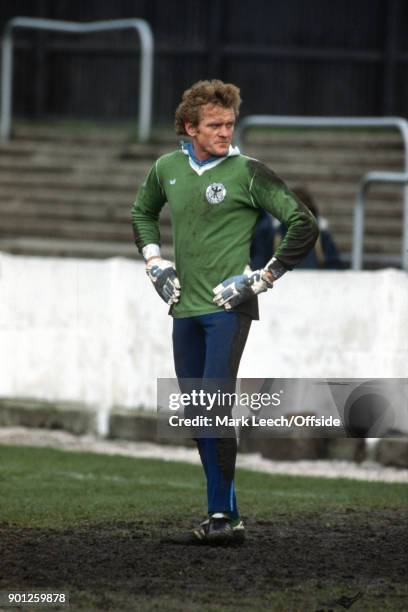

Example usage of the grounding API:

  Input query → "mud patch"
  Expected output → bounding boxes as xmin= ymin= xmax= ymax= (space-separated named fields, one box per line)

xmin=1 ymin=509 xmax=407 ymax=611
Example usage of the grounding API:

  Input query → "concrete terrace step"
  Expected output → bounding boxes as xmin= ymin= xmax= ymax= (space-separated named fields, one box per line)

xmin=331 ymin=217 xmax=403 ymax=234
xmin=0 ymin=157 xmax=152 ymax=177
xmin=2 ymin=139 xmax=403 ymax=165
xmin=0 ymin=200 xmax=131 ymax=222
xmin=0 ymin=187 xmax=134 ymax=206
xmin=12 ymin=123 xmax=136 ymax=145
xmin=0 ymin=172 xmax=141 ymax=192
xmin=12 ymin=121 xmax=177 ymax=144
xmin=16 ymin=121 xmax=405 ymax=148
xmin=1 ymin=164 xmax=400 ymax=187
xmin=13 ymin=119 xmax=403 ymax=139
xmin=255 ymin=153 xmax=404 ymax=169
xmin=0 ymin=181 xmax=403 ymax=203
xmin=0 ymin=216 xmax=133 ymax=242
xmin=0 ymin=120 xmax=405 ymax=267
xmin=241 ymin=129 xmax=404 ymax=146
xmin=0 ymin=214 xmax=173 ymax=242
xmin=0 ymin=141 xmax=126 ymax=161
xmin=0 ymin=160 xmax=404 ymax=192
xmin=0 ymin=198 xmax=398 ymax=233
xmin=0 ymin=191 xmax=172 ymax=221
xmin=337 ymin=236 xmax=402 ymax=255
xmin=0 ymin=237 xmax=136 ymax=259
xmin=0 ymin=141 xmax=173 ymax=164
xmin=0 ymin=201 xmax=173 ymax=227
xmin=1 ymin=146 xmax=404 ymax=169
xmin=0 ymin=188 xmax=402 ymax=226
xmin=0 ymin=237 xmax=173 ymax=260
xmin=328 ymin=203 xmax=403 ymax=218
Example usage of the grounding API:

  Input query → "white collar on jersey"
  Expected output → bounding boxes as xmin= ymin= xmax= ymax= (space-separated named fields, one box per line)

xmin=181 ymin=142 xmax=240 ymax=176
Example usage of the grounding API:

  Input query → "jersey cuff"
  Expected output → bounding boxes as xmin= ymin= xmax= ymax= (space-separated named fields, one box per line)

xmin=142 ymin=244 xmax=161 ymax=261
xmin=264 ymin=256 xmax=288 ymax=279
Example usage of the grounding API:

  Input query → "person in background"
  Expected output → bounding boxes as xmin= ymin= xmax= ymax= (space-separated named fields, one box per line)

xmin=250 ymin=186 xmax=342 ymax=270
xmin=249 ymin=210 xmax=275 ymax=270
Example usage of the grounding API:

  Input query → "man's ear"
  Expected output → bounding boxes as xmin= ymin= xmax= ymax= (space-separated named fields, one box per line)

xmin=185 ymin=121 xmax=197 ymax=137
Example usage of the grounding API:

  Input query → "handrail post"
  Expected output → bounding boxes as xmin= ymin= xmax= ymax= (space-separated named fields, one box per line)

xmin=352 ymin=185 xmax=365 ymax=271
xmin=136 ymin=21 xmax=153 ymax=143
xmin=353 ymin=171 xmax=408 ymax=270
xmin=0 ymin=24 xmax=13 ymax=142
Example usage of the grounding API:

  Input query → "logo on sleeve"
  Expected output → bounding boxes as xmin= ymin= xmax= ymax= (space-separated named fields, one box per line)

xmin=206 ymin=183 xmax=227 ymax=204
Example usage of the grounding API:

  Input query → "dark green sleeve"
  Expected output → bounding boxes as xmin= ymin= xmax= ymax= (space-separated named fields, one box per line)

xmin=249 ymin=160 xmax=319 ymax=269
xmin=131 ymin=161 xmax=167 ymax=253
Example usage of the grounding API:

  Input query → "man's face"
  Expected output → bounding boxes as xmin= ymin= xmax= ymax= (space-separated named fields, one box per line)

xmin=185 ymin=104 xmax=235 ymax=160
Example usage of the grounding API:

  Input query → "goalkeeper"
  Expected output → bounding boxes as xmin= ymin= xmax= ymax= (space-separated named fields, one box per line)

xmin=131 ymin=79 xmax=318 ymax=545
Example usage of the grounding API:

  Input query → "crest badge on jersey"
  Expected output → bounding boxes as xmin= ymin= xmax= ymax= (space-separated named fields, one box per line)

xmin=206 ymin=183 xmax=227 ymax=204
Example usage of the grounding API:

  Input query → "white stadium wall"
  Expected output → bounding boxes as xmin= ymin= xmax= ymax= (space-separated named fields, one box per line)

xmin=0 ymin=252 xmax=407 ymax=421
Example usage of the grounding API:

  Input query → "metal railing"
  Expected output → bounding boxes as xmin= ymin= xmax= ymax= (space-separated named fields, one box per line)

xmin=236 ymin=116 xmax=408 ymax=271
xmin=0 ymin=17 xmax=154 ymax=142
xmin=353 ymin=171 xmax=408 ymax=269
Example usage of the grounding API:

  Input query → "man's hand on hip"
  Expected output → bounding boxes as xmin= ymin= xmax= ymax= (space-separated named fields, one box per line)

xmin=212 ymin=267 xmax=273 ymax=310
xmin=146 ymin=258 xmax=181 ymax=305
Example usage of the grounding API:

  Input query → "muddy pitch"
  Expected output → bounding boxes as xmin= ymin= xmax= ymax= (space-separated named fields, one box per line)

xmin=0 ymin=509 xmax=407 ymax=611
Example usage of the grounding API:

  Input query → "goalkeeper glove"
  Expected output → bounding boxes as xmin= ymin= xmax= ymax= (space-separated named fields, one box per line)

xmin=146 ymin=258 xmax=181 ymax=305
xmin=213 ymin=267 xmax=273 ymax=310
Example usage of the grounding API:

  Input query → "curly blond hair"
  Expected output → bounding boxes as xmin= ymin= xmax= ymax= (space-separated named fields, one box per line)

xmin=174 ymin=80 xmax=242 ymax=136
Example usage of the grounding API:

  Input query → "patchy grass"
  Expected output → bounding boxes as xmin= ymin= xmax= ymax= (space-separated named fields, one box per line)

xmin=0 ymin=445 xmax=407 ymax=611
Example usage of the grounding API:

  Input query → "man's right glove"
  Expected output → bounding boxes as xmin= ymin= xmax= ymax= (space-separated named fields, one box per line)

xmin=146 ymin=258 xmax=181 ymax=305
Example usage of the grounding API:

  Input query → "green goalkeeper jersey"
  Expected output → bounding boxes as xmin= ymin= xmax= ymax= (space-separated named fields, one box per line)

xmin=131 ymin=146 xmax=318 ymax=318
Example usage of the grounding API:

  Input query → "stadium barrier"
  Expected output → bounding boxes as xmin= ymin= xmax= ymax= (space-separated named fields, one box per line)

xmin=0 ymin=253 xmax=407 ymax=435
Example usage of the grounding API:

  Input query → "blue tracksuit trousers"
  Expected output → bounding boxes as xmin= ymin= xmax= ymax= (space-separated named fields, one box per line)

xmin=172 ymin=311 xmax=251 ymax=519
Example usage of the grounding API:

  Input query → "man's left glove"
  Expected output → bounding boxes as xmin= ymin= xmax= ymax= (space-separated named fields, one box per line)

xmin=146 ymin=258 xmax=181 ymax=305
xmin=212 ymin=268 xmax=273 ymax=310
